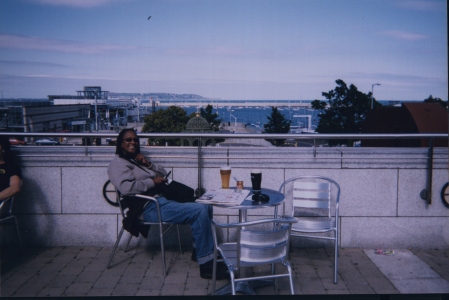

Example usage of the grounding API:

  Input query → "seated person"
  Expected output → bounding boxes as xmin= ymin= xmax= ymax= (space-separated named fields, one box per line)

xmin=0 ymin=136 xmax=22 ymax=202
xmin=107 ymin=128 xmax=227 ymax=280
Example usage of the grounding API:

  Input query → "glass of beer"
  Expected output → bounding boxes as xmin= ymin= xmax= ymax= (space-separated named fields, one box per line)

xmin=220 ymin=166 xmax=232 ymax=189
xmin=250 ymin=169 xmax=262 ymax=194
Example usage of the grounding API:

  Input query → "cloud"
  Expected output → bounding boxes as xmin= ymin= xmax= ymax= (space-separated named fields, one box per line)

xmin=0 ymin=34 xmax=136 ymax=54
xmin=377 ymin=30 xmax=428 ymax=41
xmin=396 ymin=0 xmax=446 ymax=12
xmin=0 ymin=60 xmax=66 ymax=68
xmin=26 ymin=0 xmax=121 ymax=8
xmin=164 ymin=46 xmax=259 ymax=58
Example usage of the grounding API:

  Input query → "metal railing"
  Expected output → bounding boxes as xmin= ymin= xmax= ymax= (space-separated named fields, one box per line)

xmin=1 ymin=132 xmax=447 ymax=205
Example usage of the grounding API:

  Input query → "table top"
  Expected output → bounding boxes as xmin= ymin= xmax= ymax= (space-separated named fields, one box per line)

xmin=211 ymin=187 xmax=285 ymax=209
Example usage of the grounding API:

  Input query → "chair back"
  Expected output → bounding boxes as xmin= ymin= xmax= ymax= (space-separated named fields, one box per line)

xmin=279 ymin=176 xmax=340 ymax=220
xmin=0 ymin=197 xmax=14 ymax=218
xmin=238 ymin=222 xmax=292 ymax=265
xmin=116 ymin=191 xmax=128 ymax=219
xmin=293 ymin=181 xmax=332 ymax=218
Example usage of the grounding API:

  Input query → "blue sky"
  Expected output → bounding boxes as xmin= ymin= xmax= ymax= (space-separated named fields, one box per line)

xmin=0 ymin=0 xmax=447 ymax=101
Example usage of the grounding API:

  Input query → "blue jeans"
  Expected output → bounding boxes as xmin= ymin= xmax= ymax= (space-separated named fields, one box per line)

xmin=142 ymin=197 xmax=214 ymax=264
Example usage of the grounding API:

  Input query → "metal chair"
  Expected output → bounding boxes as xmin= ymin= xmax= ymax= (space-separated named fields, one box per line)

xmin=211 ymin=217 xmax=298 ymax=295
xmin=0 ymin=196 xmax=22 ymax=251
xmin=279 ymin=175 xmax=340 ymax=283
xmin=106 ymin=186 xmax=183 ymax=276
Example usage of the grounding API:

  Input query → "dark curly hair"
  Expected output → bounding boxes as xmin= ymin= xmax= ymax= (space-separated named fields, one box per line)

xmin=115 ymin=128 xmax=140 ymax=158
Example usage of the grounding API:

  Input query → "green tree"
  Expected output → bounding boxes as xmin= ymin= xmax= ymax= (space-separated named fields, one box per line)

xmin=311 ymin=79 xmax=377 ymax=145
xmin=424 ymin=95 xmax=447 ymax=108
xmin=263 ymin=107 xmax=291 ymax=146
xmin=142 ymin=106 xmax=189 ymax=146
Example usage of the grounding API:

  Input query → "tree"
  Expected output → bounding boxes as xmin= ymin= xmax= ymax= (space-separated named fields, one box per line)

xmin=142 ymin=106 xmax=189 ymax=146
xmin=311 ymin=79 xmax=377 ymax=146
xmin=263 ymin=107 xmax=291 ymax=146
xmin=424 ymin=95 xmax=447 ymax=108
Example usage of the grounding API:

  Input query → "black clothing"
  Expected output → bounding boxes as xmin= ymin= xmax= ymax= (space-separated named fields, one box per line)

xmin=0 ymin=161 xmax=22 ymax=192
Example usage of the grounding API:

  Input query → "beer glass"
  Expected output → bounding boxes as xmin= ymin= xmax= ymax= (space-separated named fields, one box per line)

xmin=220 ymin=166 xmax=232 ymax=189
xmin=250 ymin=169 xmax=262 ymax=193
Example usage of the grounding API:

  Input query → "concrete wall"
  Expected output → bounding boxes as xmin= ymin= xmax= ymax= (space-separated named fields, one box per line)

xmin=2 ymin=145 xmax=448 ymax=249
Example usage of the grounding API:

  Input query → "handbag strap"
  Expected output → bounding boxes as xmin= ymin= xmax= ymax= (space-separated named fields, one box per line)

xmin=128 ymin=157 xmax=166 ymax=178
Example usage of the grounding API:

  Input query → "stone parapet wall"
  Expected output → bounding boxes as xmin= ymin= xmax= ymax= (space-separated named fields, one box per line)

xmin=2 ymin=145 xmax=448 ymax=249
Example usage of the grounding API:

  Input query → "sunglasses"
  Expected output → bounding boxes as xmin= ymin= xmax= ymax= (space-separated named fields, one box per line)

xmin=124 ymin=137 xmax=139 ymax=143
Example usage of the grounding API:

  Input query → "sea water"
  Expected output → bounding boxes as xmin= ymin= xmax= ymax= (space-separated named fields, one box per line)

xmin=182 ymin=106 xmax=320 ymax=132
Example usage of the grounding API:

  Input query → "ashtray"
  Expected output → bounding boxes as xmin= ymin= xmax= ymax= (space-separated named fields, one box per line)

xmin=252 ymin=193 xmax=270 ymax=202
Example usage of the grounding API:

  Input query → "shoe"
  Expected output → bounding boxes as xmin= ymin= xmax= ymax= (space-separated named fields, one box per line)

xmin=192 ymin=248 xmax=223 ymax=262
xmin=200 ymin=259 xmax=229 ymax=280
xmin=191 ymin=248 xmax=197 ymax=262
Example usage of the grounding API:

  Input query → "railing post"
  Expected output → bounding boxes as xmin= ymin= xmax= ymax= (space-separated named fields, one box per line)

xmin=420 ymin=138 xmax=434 ymax=204
xmin=196 ymin=137 xmax=205 ymax=197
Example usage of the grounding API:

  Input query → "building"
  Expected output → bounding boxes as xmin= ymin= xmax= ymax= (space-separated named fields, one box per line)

xmin=0 ymin=102 xmax=90 ymax=135
xmin=361 ymin=102 xmax=448 ymax=147
xmin=182 ymin=112 xmax=215 ymax=146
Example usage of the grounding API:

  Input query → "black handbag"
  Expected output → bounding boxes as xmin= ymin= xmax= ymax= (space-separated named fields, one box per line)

xmin=157 ymin=180 xmax=196 ymax=203
xmin=128 ymin=158 xmax=196 ymax=203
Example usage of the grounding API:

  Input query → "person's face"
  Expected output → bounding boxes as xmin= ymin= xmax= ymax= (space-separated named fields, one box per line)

xmin=121 ymin=131 xmax=139 ymax=156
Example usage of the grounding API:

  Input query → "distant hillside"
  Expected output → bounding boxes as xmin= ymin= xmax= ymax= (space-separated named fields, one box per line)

xmin=108 ymin=92 xmax=219 ymax=100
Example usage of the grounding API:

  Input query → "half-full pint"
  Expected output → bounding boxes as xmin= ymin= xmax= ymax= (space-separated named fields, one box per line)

xmin=250 ymin=169 xmax=262 ymax=193
xmin=220 ymin=166 xmax=232 ymax=189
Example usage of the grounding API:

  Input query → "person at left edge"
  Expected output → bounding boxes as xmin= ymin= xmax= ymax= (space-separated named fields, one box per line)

xmin=107 ymin=128 xmax=228 ymax=280
xmin=0 ymin=136 xmax=22 ymax=201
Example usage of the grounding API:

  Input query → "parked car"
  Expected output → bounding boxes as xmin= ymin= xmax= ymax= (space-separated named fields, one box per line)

xmin=35 ymin=138 xmax=60 ymax=145
xmin=9 ymin=138 xmax=27 ymax=145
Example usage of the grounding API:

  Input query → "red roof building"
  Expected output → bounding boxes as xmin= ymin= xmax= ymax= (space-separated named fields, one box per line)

xmin=361 ymin=102 xmax=448 ymax=147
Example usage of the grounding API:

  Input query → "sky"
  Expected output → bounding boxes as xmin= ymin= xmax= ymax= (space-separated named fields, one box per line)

xmin=0 ymin=0 xmax=447 ymax=101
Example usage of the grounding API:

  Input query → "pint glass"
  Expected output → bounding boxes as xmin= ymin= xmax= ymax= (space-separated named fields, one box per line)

xmin=220 ymin=166 xmax=232 ymax=189
xmin=250 ymin=169 xmax=262 ymax=193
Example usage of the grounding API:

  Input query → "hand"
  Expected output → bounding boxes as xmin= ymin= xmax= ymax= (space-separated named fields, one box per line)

xmin=135 ymin=153 xmax=151 ymax=167
xmin=152 ymin=176 xmax=167 ymax=185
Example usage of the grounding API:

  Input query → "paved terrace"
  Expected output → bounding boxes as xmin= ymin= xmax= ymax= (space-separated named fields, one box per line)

xmin=1 ymin=244 xmax=448 ymax=297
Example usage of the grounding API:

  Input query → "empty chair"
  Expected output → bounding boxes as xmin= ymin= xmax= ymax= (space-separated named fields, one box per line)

xmin=0 ymin=196 xmax=22 ymax=251
xmin=107 ymin=186 xmax=183 ymax=276
xmin=279 ymin=175 xmax=340 ymax=284
xmin=211 ymin=217 xmax=298 ymax=295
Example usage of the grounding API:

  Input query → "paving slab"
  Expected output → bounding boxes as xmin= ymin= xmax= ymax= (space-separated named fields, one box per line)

xmin=1 ymin=246 xmax=448 ymax=296
xmin=364 ymin=248 xmax=449 ymax=294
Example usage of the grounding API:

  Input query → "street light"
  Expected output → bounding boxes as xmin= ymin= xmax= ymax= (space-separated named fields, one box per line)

xmin=229 ymin=111 xmax=237 ymax=128
xmin=371 ymin=83 xmax=381 ymax=109
xmin=94 ymin=92 xmax=98 ymax=131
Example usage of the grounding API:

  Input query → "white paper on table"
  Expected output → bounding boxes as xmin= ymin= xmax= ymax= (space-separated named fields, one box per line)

xmin=196 ymin=189 xmax=250 ymax=206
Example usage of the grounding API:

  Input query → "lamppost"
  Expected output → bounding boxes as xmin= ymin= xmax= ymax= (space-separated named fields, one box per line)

xmin=371 ymin=83 xmax=381 ymax=109
xmin=229 ymin=111 xmax=237 ymax=128
xmin=94 ymin=92 xmax=98 ymax=131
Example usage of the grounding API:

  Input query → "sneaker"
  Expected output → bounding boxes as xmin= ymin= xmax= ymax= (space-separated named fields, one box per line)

xmin=191 ymin=248 xmax=197 ymax=262
xmin=200 ymin=260 xmax=229 ymax=280
xmin=192 ymin=248 xmax=222 ymax=262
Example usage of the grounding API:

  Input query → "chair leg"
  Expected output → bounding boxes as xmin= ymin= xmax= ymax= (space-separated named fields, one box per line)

xmin=107 ymin=226 xmax=125 ymax=269
xmin=158 ymin=225 xmax=167 ymax=276
xmin=12 ymin=216 xmax=22 ymax=253
xmin=124 ymin=233 xmax=133 ymax=253
xmin=230 ymin=270 xmax=236 ymax=295
xmin=175 ymin=225 xmax=183 ymax=255
xmin=334 ymin=234 xmax=338 ymax=284
xmin=286 ymin=261 xmax=295 ymax=295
